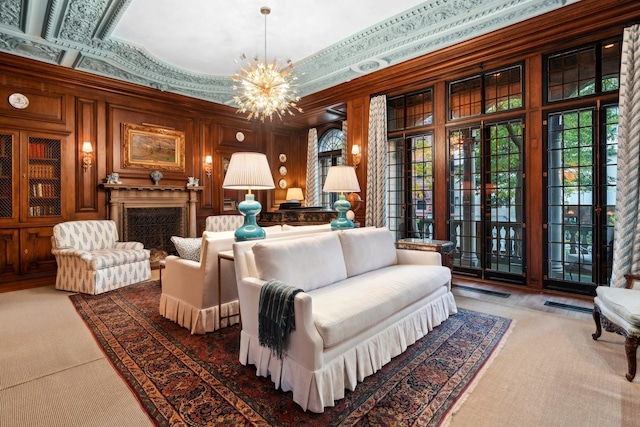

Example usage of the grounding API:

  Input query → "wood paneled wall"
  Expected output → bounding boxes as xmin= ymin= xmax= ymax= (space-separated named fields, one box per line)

xmin=1 ymin=0 xmax=639 ymax=290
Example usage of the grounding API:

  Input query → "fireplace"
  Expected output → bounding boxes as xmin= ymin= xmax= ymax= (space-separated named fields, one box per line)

xmin=123 ymin=207 xmax=185 ymax=255
xmin=102 ymin=184 xmax=202 ymax=253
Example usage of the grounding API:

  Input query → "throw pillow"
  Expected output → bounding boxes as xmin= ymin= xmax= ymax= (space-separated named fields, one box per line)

xmin=171 ymin=236 xmax=202 ymax=261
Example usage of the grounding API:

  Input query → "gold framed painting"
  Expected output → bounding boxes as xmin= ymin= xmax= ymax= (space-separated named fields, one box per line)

xmin=122 ymin=123 xmax=185 ymax=171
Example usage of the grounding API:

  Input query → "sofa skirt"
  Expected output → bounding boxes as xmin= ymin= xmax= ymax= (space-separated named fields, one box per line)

xmin=159 ymin=294 xmax=239 ymax=334
xmin=239 ymin=290 xmax=458 ymax=413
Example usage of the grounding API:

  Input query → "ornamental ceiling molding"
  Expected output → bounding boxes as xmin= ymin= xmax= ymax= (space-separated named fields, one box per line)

xmin=0 ymin=0 xmax=578 ymax=105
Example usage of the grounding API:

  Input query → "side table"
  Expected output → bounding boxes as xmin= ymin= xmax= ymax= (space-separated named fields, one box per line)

xmin=217 ymin=250 xmax=240 ymax=327
xmin=150 ymin=260 xmax=165 ymax=286
xmin=396 ymin=238 xmax=455 ymax=272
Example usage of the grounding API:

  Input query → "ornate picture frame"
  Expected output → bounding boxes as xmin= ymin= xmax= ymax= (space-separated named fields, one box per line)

xmin=122 ymin=123 xmax=185 ymax=171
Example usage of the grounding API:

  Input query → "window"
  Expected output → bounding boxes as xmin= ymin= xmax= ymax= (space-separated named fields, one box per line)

xmin=448 ymin=64 xmax=523 ymax=120
xmin=546 ymin=38 xmax=621 ymax=102
xmin=544 ymin=37 xmax=621 ymax=294
xmin=318 ymin=128 xmax=344 ymax=207
xmin=545 ymin=105 xmax=618 ymax=294
xmin=387 ymin=89 xmax=433 ymax=132
xmin=388 ymin=133 xmax=435 ymax=240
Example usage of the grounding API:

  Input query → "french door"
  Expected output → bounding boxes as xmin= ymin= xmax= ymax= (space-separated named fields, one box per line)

xmin=544 ymin=105 xmax=617 ymax=294
xmin=449 ymin=118 xmax=525 ymax=284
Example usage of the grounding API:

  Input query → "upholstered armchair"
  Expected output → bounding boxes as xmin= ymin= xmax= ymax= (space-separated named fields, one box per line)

xmin=592 ymin=273 xmax=640 ymax=381
xmin=51 ymin=220 xmax=151 ymax=295
xmin=159 ymin=231 xmax=240 ymax=334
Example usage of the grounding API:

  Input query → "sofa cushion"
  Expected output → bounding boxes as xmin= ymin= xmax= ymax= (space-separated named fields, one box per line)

xmin=338 ymin=227 xmax=397 ymax=277
xmin=85 ymin=248 xmax=150 ymax=270
xmin=310 ymin=264 xmax=451 ymax=347
xmin=171 ymin=236 xmax=202 ymax=261
xmin=252 ymin=233 xmax=347 ymax=292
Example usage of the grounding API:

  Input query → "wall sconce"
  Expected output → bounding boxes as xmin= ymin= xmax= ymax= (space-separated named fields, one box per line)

xmin=204 ymin=155 xmax=213 ymax=177
xmin=82 ymin=141 xmax=93 ymax=171
xmin=351 ymin=144 xmax=361 ymax=168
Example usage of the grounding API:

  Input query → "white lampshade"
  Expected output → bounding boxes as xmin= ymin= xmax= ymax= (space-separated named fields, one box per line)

xmin=222 ymin=152 xmax=275 ymax=191
xmin=286 ymin=187 xmax=304 ymax=201
xmin=323 ymin=165 xmax=361 ymax=194
xmin=82 ymin=141 xmax=93 ymax=153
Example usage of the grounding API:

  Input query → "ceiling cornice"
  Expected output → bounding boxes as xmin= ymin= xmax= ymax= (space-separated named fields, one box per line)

xmin=0 ymin=0 xmax=578 ymax=106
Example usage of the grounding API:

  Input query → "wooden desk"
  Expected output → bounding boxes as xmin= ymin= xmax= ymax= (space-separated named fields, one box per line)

xmin=217 ymin=250 xmax=239 ymax=326
xmin=259 ymin=209 xmax=337 ymax=226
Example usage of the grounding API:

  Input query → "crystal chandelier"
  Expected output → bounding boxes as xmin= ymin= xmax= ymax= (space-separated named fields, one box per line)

xmin=232 ymin=6 xmax=302 ymax=122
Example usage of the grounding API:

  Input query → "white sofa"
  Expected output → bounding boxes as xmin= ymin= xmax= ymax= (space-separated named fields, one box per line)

xmin=233 ymin=226 xmax=457 ymax=413
xmin=159 ymin=223 xmax=332 ymax=334
xmin=51 ymin=220 xmax=151 ymax=295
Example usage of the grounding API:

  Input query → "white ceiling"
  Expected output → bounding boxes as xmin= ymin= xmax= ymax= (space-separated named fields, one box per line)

xmin=111 ymin=0 xmax=427 ymax=77
xmin=0 ymin=0 xmax=580 ymax=105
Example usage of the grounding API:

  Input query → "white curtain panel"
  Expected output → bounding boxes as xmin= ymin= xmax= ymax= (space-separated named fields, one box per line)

xmin=341 ymin=120 xmax=348 ymax=164
xmin=306 ymin=128 xmax=320 ymax=206
xmin=611 ymin=24 xmax=640 ymax=288
xmin=365 ymin=95 xmax=388 ymax=228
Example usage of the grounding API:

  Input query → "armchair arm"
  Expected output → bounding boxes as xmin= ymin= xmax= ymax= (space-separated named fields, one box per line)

xmin=50 ymin=247 xmax=93 ymax=262
xmin=624 ymin=273 xmax=640 ymax=289
xmin=238 ymin=277 xmax=324 ymax=370
xmin=114 ymin=241 xmax=144 ymax=250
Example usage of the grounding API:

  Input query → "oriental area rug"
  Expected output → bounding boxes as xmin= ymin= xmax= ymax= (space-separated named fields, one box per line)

xmin=70 ymin=281 xmax=512 ymax=426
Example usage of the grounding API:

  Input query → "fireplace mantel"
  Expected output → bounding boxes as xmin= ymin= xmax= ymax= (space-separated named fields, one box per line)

xmin=101 ymin=184 xmax=202 ymax=238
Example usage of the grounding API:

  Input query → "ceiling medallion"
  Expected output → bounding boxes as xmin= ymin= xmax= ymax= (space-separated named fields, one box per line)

xmin=231 ymin=6 xmax=302 ymax=122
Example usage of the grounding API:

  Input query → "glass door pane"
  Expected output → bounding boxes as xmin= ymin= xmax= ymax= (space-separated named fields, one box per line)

xmin=449 ymin=126 xmax=482 ymax=271
xmin=408 ymin=133 xmax=434 ymax=239
xmin=546 ymin=108 xmax=597 ymax=292
xmin=485 ymin=120 xmax=524 ymax=278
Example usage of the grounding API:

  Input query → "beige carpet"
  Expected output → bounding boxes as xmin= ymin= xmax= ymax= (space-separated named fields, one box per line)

xmin=0 ymin=286 xmax=153 ymax=427
xmin=449 ymin=297 xmax=640 ymax=427
xmin=1 ymin=285 xmax=638 ymax=426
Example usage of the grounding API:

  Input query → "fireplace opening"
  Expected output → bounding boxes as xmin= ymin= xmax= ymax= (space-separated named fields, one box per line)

xmin=123 ymin=207 xmax=185 ymax=255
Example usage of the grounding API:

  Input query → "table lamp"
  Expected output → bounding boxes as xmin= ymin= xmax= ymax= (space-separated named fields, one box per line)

xmin=322 ymin=165 xmax=361 ymax=230
xmin=285 ymin=187 xmax=304 ymax=202
xmin=222 ymin=152 xmax=275 ymax=241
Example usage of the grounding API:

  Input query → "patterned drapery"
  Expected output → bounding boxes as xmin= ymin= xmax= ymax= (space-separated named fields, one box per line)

xmin=365 ymin=95 xmax=388 ymax=227
xmin=341 ymin=120 xmax=348 ymax=164
xmin=305 ymin=128 xmax=320 ymax=206
xmin=611 ymin=24 xmax=640 ymax=287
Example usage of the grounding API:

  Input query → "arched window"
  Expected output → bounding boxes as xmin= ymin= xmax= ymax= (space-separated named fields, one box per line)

xmin=318 ymin=128 xmax=344 ymax=207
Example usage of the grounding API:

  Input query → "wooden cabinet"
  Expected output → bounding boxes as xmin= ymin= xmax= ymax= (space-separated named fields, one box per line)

xmin=0 ymin=129 xmax=68 ymax=284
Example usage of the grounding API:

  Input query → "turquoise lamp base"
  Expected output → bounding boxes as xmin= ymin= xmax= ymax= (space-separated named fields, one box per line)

xmin=235 ymin=194 xmax=266 ymax=241
xmin=330 ymin=194 xmax=354 ymax=230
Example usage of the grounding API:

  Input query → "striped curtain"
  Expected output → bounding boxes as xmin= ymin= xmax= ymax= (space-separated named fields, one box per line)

xmin=611 ymin=24 xmax=640 ymax=288
xmin=365 ymin=95 xmax=388 ymax=227
xmin=341 ymin=120 xmax=348 ymax=164
xmin=305 ymin=128 xmax=320 ymax=206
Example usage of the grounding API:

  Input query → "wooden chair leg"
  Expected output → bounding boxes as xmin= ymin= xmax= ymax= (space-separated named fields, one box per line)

xmin=592 ymin=305 xmax=602 ymax=340
xmin=625 ymin=336 xmax=640 ymax=382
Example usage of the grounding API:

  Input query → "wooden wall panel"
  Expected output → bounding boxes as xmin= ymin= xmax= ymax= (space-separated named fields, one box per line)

xmin=76 ymin=98 xmax=98 ymax=212
xmin=107 ymin=104 xmax=196 ymax=185
xmin=0 ymin=87 xmax=65 ymax=124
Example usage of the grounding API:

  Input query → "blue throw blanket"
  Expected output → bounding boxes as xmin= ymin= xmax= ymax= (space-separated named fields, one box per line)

xmin=258 ymin=279 xmax=304 ymax=359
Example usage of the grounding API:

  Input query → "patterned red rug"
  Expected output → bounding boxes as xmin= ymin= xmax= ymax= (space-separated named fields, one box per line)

xmin=70 ymin=281 xmax=511 ymax=426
